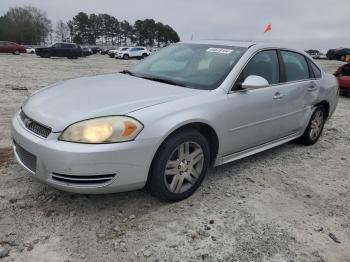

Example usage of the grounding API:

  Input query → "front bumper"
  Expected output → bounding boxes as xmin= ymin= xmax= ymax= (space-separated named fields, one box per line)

xmin=11 ymin=112 xmax=158 ymax=194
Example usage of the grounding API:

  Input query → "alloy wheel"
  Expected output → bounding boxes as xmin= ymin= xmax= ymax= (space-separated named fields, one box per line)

xmin=309 ymin=110 xmax=324 ymax=140
xmin=164 ymin=141 xmax=204 ymax=194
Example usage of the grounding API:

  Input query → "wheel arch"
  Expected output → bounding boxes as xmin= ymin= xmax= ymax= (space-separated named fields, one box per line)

xmin=151 ymin=121 xmax=220 ymax=167
xmin=314 ymin=100 xmax=330 ymax=118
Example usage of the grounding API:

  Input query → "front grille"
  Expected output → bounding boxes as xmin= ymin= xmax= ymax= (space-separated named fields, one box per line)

xmin=14 ymin=141 xmax=37 ymax=173
xmin=51 ymin=173 xmax=115 ymax=186
xmin=20 ymin=111 xmax=51 ymax=138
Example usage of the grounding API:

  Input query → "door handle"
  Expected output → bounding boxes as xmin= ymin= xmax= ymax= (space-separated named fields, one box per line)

xmin=308 ymin=82 xmax=318 ymax=91
xmin=273 ymin=92 xmax=284 ymax=100
xmin=307 ymin=85 xmax=318 ymax=91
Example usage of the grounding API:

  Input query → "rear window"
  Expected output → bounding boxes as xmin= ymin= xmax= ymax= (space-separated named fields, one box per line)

xmin=310 ymin=61 xmax=322 ymax=79
xmin=281 ymin=51 xmax=309 ymax=82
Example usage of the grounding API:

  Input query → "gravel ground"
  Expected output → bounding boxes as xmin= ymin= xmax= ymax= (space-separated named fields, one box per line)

xmin=0 ymin=54 xmax=349 ymax=262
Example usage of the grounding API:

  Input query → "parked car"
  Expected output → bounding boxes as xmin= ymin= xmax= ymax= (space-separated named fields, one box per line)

xmin=115 ymin=47 xmax=150 ymax=60
xmin=108 ymin=48 xmax=119 ymax=58
xmin=24 ymin=45 xmax=36 ymax=54
xmin=91 ymin=47 xmax=100 ymax=54
xmin=12 ymin=40 xmax=338 ymax=202
xmin=334 ymin=63 xmax=350 ymax=95
xmin=326 ymin=48 xmax=350 ymax=61
xmin=0 ymin=41 xmax=26 ymax=54
xmin=82 ymin=47 xmax=93 ymax=56
xmin=306 ymin=49 xmax=325 ymax=59
xmin=35 ymin=42 xmax=82 ymax=59
xmin=99 ymin=49 xmax=110 ymax=55
xmin=326 ymin=49 xmax=336 ymax=60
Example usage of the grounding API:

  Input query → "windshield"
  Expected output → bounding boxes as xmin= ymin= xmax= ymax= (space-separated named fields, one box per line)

xmin=130 ymin=43 xmax=246 ymax=90
xmin=121 ymin=48 xmax=129 ymax=51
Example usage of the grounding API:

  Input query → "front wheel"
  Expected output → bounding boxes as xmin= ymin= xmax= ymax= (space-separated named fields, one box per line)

xmin=13 ymin=50 xmax=20 ymax=55
xmin=298 ymin=106 xmax=326 ymax=145
xmin=123 ymin=54 xmax=129 ymax=60
xmin=147 ymin=129 xmax=210 ymax=202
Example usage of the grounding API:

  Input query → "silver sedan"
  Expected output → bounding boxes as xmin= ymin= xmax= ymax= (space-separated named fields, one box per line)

xmin=11 ymin=40 xmax=338 ymax=202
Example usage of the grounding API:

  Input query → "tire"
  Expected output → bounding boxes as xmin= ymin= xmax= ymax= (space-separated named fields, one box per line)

xmin=44 ymin=53 xmax=50 ymax=58
xmin=142 ymin=53 xmax=147 ymax=59
xmin=147 ymin=129 xmax=210 ymax=202
xmin=123 ymin=54 xmax=129 ymax=60
xmin=298 ymin=105 xmax=326 ymax=145
xmin=340 ymin=55 xmax=346 ymax=62
xmin=13 ymin=50 xmax=20 ymax=55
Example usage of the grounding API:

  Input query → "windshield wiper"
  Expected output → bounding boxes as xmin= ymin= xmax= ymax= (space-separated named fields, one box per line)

xmin=140 ymin=76 xmax=187 ymax=87
xmin=120 ymin=70 xmax=135 ymax=76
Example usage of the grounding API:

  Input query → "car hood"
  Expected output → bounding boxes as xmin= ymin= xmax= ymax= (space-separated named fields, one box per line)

xmin=22 ymin=73 xmax=202 ymax=132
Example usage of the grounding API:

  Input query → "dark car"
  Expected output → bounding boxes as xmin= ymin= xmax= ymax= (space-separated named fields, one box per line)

xmin=82 ymin=47 xmax=93 ymax=57
xmin=306 ymin=49 xmax=323 ymax=59
xmin=0 ymin=41 xmax=26 ymax=54
xmin=91 ymin=47 xmax=100 ymax=54
xmin=35 ymin=42 xmax=82 ymax=59
xmin=327 ymin=48 xmax=350 ymax=61
xmin=335 ymin=63 xmax=350 ymax=95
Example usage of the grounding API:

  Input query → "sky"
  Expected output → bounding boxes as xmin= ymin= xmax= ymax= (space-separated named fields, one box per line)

xmin=0 ymin=0 xmax=349 ymax=52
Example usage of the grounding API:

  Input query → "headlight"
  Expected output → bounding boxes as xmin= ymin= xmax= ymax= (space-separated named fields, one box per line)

xmin=59 ymin=116 xmax=143 ymax=144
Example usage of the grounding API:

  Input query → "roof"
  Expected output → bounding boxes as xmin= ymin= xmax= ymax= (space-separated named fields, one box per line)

xmin=181 ymin=39 xmax=307 ymax=54
xmin=182 ymin=39 xmax=257 ymax=48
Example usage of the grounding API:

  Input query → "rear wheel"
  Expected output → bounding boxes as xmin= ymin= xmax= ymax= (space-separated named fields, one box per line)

xmin=147 ymin=129 xmax=210 ymax=202
xmin=298 ymin=106 xmax=326 ymax=145
xmin=13 ymin=50 xmax=20 ymax=55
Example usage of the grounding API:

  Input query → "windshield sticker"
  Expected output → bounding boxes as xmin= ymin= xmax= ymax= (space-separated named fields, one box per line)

xmin=206 ymin=48 xmax=233 ymax=54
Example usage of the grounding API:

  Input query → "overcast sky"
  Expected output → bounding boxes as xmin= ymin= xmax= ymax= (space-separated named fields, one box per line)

xmin=1 ymin=0 xmax=349 ymax=51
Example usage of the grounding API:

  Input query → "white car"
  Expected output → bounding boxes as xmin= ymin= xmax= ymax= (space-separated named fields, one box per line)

xmin=108 ymin=48 xmax=122 ymax=58
xmin=25 ymin=46 xmax=35 ymax=54
xmin=116 ymin=47 xmax=150 ymax=60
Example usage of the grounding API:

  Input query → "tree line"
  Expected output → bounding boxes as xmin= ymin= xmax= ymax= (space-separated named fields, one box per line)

xmin=66 ymin=12 xmax=180 ymax=47
xmin=0 ymin=6 xmax=180 ymax=47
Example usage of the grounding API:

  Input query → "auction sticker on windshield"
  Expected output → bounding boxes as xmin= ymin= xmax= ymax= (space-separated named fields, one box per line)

xmin=206 ymin=48 xmax=233 ymax=54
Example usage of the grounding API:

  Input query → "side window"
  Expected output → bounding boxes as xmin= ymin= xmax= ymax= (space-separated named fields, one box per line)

xmin=242 ymin=50 xmax=280 ymax=85
xmin=53 ymin=43 xmax=61 ymax=48
xmin=310 ymin=61 xmax=322 ymax=79
xmin=281 ymin=51 xmax=309 ymax=82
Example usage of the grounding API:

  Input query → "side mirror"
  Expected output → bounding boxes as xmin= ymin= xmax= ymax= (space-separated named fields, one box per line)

xmin=241 ymin=75 xmax=269 ymax=90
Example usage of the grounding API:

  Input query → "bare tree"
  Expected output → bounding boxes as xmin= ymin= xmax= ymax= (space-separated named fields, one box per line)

xmin=0 ymin=6 xmax=51 ymax=44
xmin=54 ymin=20 xmax=69 ymax=42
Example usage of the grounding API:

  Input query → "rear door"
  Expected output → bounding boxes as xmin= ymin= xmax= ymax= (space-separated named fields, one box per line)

xmin=277 ymin=50 xmax=319 ymax=134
